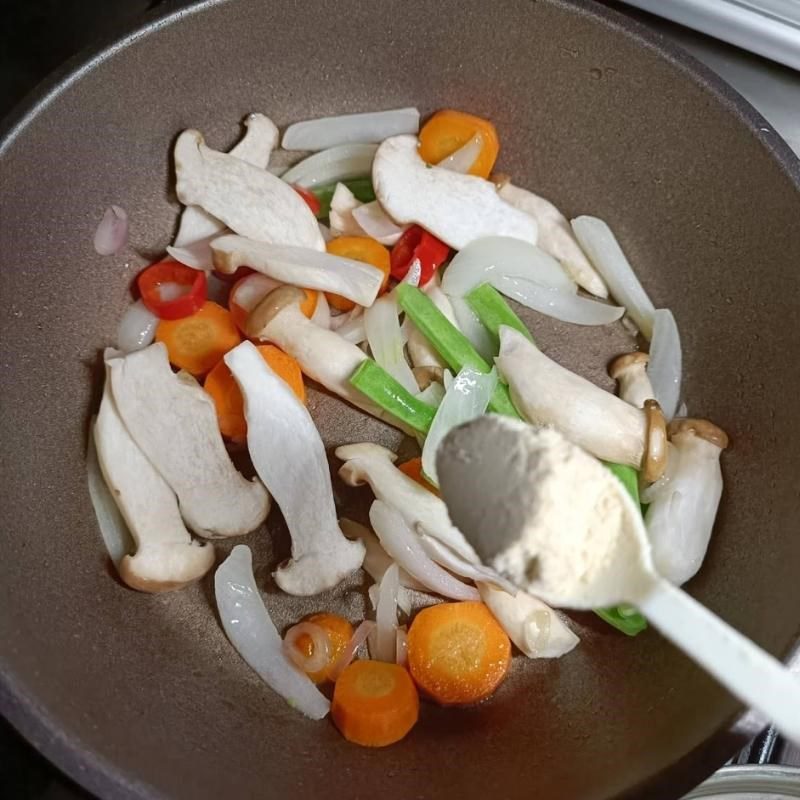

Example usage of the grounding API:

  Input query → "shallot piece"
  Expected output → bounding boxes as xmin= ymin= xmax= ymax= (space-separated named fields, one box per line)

xmin=369 ymin=500 xmax=480 ymax=601
xmin=215 ymin=545 xmax=330 ymax=719
xmin=225 ymin=341 xmax=364 ymax=594
xmin=93 ymin=205 xmax=128 ymax=256
xmin=282 ymin=107 xmax=420 ymax=150
xmin=282 ymin=622 xmax=331 ymax=674
xmin=328 ymin=620 xmax=377 ymax=681
xmin=372 ymin=563 xmax=400 ymax=663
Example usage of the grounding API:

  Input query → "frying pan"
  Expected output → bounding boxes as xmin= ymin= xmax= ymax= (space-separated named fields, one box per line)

xmin=1 ymin=1 xmax=799 ymax=798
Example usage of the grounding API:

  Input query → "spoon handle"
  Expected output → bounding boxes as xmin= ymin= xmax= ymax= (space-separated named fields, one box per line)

xmin=637 ymin=577 xmax=800 ymax=744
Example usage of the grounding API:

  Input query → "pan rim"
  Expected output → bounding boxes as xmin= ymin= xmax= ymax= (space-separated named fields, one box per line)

xmin=1 ymin=1 xmax=798 ymax=798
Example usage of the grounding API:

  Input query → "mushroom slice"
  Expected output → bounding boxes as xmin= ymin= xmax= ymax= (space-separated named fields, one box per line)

xmin=609 ymin=352 xmax=653 ymax=408
xmin=498 ymin=182 xmax=608 ymax=298
xmin=477 ymin=583 xmax=580 ymax=659
xmin=245 ymin=286 xmax=410 ymax=433
xmin=174 ymin=113 xmax=279 ymax=249
xmin=225 ymin=341 xmax=364 ymax=595
xmin=94 ymin=363 xmax=214 ymax=591
xmin=497 ymin=326 xmax=657 ymax=471
xmin=215 ymin=545 xmax=330 ymax=719
xmin=335 ymin=442 xmax=480 ymax=563
xmin=174 ymin=129 xmax=324 ymax=250
xmin=212 ymin=235 xmax=383 ymax=307
xmin=372 ymin=135 xmax=537 ymax=250
xmin=646 ymin=419 xmax=729 ymax=585
xmin=107 ymin=343 xmax=269 ymax=538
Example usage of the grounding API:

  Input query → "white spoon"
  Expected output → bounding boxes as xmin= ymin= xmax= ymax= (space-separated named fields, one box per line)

xmin=437 ymin=416 xmax=800 ymax=744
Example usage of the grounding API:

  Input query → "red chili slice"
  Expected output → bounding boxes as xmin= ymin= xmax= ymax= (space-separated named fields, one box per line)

xmin=137 ymin=260 xmax=207 ymax=320
xmin=390 ymin=225 xmax=450 ymax=285
xmin=293 ymin=184 xmax=322 ymax=217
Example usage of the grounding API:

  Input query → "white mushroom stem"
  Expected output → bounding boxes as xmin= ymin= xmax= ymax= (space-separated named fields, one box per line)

xmin=477 ymin=582 xmax=580 ymax=659
xmin=406 ymin=275 xmax=456 ymax=380
xmin=94 ymin=361 xmax=214 ymax=592
xmin=372 ymin=135 xmax=538 ymax=250
xmin=498 ymin=182 xmax=608 ymax=298
xmin=225 ymin=342 xmax=364 ymax=595
xmin=246 ymin=286 xmax=412 ymax=434
xmin=174 ymin=129 xmax=324 ymax=250
xmin=646 ymin=419 xmax=728 ymax=586
xmin=609 ymin=352 xmax=653 ymax=408
xmin=174 ymin=113 xmax=278 ymax=248
xmin=106 ymin=343 xmax=270 ymax=538
xmin=211 ymin=235 xmax=383 ymax=307
xmin=335 ymin=442 xmax=480 ymax=563
xmin=497 ymin=326 xmax=667 ymax=479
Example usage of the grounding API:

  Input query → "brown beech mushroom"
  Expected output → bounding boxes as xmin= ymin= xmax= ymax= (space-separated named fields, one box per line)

xmin=609 ymin=352 xmax=653 ymax=408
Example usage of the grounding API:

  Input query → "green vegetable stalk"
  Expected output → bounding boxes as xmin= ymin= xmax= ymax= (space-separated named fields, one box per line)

xmin=310 ymin=176 xmax=376 ymax=219
xmin=350 ymin=359 xmax=435 ymax=434
xmin=396 ymin=284 xmax=520 ymax=418
xmin=466 ymin=283 xmax=532 ymax=348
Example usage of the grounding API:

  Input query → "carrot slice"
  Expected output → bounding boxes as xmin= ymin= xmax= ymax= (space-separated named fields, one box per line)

xmin=332 ymin=660 xmax=419 ymax=747
xmin=418 ymin=109 xmax=500 ymax=179
xmin=325 ymin=236 xmax=390 ymax=312
xmin=204 ymin=344 xmax=305 ymax=441
xmin=397 ymin=457 xmax=440 ymax=497
xmin=407 ymin=601 xmax=511 ymax=705
xmin=293 ymin=613 xmax=354 ymax=684
xmin=229 ymin=273 xmax=317 ymax=336
xmin=155 ymin=301 xmax=241 ymax=376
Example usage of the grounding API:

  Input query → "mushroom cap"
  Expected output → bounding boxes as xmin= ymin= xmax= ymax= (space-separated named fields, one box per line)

xmin=608 ymin=351 xmax=649 ymax=380
xmin=245 ymin=285 xmax=306 ymax=339
xmin=668 ymin=418 xmax=730 ymax=450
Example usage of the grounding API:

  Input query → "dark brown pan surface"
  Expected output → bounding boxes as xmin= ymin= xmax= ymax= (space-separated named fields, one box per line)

xmin=1 ymin=1 xmax=799 ymax=798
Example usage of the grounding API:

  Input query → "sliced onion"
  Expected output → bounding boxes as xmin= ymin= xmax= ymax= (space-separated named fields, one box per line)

xmin=230 ymin=273 xmax=281 ymax=316
xmin=333 ymin=314 xmax=366 ymax=344
xmin=310 ymin=290 xmax=330 ymax=328
xmin=158 ymin=282 xmax=191 ymax=302
xmin=116 ymin=300 xmax=158 ymax=353
xmin=282 ymin=622 xmax=331 ymax=674
xmin=421 ymin=367 xmax=496 ymax=486
xmin=571 ymin=216 xmax=655 ymax=339
xmin=86 ymin=418 xmax=134 ymax=566
xmin=449 ymin=296 xmax=495 ymax=360
xmin=352 ymin=201 xmax=407 ymax=246
xmin=498 ymin=276 xmax=624 ymax=326
xmin=396 ymin=627 xmax=409 ymax=666
xmin=330 ymin=303 xmax=363 ymax=331
xmin=166 ymin=231 xmax=220 ymax=271
xmin=329 ymin=182 xmax=364 ymax=236
xmin=94 ymin=205 xmax=128 ymax=256
xmin=205 ymin=271 xmax=231 ymax=306
xmin=318 ymin=222 xmax=334 ymax=243
xmin=442 ymin=236 xmax=574 ymax=297
xmin=437 ymin=134 xmax=483 ymax=174
xmin=283 ymin=108 xmax=419 ymax=150
xmin=371 ymin=563 xmax=399 ymax=663
xmin=214 ymin=545 xmax=330 ymax=719
xmin=364 ymin=292 xmax=418 ymax=393
xmin=417 ymin=380 xmax=445 ymax=408
xmin=329 ymin=620 xmax=377 ymax=681
xmin=280 ymin=144 xmax=378 ymax=189
xmin=369 ymin=500 xmax=480 ymax=601
xmin=419 ymin=531 xmax=516 ymax=595
xmin=648 ymin=308 xmax=682 ymax=420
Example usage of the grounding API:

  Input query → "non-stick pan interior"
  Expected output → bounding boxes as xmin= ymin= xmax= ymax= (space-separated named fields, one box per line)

xmin=2 ymin=1 xmax=800 ymax=798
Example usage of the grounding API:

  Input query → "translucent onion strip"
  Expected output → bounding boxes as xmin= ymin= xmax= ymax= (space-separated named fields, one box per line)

xmin=396 ymin=627 xmax=409 ymax=667
xmin=352 ymin=201 xmax=407 ymax=245
xmin=280 ymin=144 xmax=378 ymax=189
xmin=328 ymin=620 xmax=376 ymax=681
xmin=116 ymin=300 xmax=158 ymax=353
xmin=372 ymin=563 xmax=400 ymax=663
xmin=437 ymin=134 xmax=483 ymax=174
xmin=282 ymin=108 xmax=420 ymax=151
xmin=364 ymin=292 xmax=418 ymax=393
xmin=571 ymin=216 xmax=656 ymax=339
xmin=648 ymin=308 xmax=682 ymax=421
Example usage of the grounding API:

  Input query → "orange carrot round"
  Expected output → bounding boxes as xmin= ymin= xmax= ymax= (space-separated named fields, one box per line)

xmin=397 ymin=457 xmax=440 ymax=496
xmin=418 ymin=109 xmax=500 ymax=179
xmin=204 ymin=344 xmax=305 ymax=441
xmin=325 ymin=236 xmax=391 ymax=312
xmin=293 ymin=613 xmax=354 ymax=684
xmin=332 ymin=660 xmax=419 ymax=747
xmin=155 ymin=301 xmax=241 ymax=376
xmin=407 ymin=601 xmax=511 ymax=705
